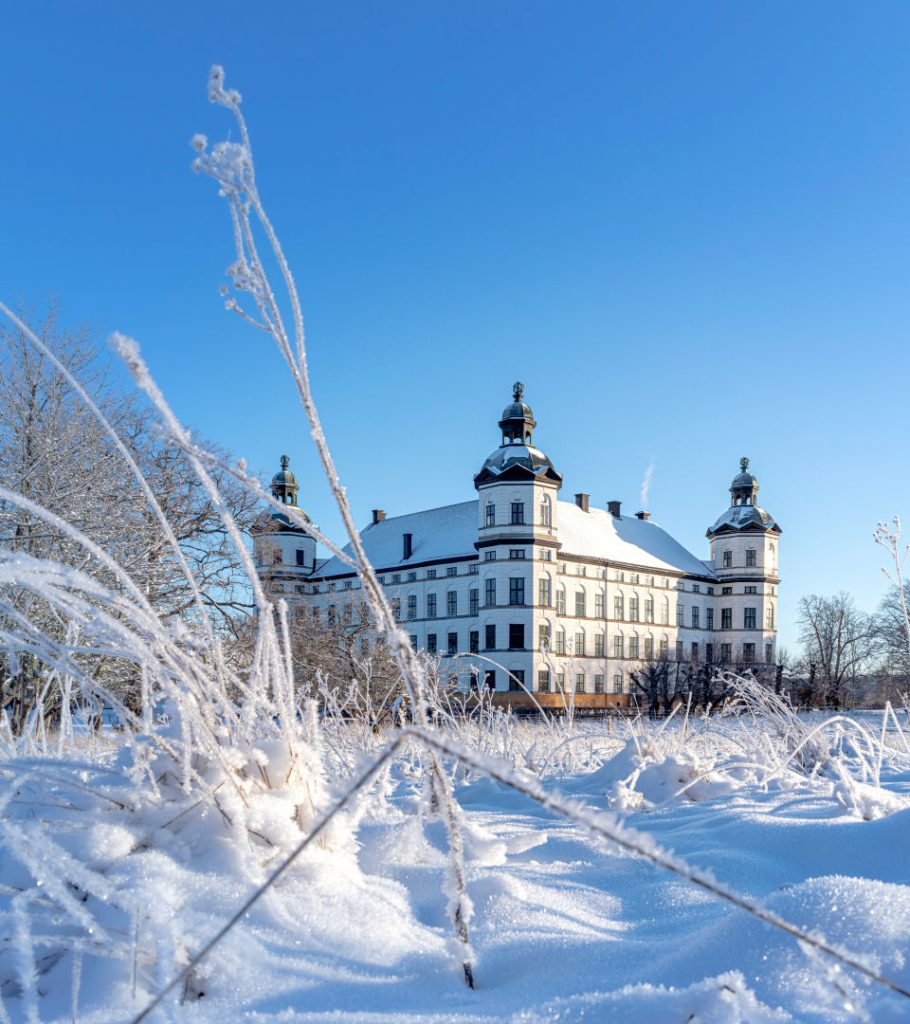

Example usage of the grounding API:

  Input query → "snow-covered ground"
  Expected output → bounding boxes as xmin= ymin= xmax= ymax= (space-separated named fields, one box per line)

xmin=3 ymin=706 xmax=910 ymax=1024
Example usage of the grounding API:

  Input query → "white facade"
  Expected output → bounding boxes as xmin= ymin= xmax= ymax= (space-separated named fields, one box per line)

xmin=254 ymin=387 xmax=781 ymax=699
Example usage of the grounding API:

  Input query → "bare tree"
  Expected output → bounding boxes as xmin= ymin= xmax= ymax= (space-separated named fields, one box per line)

xmin=875 ymin=580 xmax=910 ymax=685
xmin=796 ymin=592 xmax=878 ymax=708
xmin=0 ymin=309 xmax=259 ymax=725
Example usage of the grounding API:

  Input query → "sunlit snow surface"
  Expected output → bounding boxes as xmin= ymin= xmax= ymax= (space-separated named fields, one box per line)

xmin=3 ymin=716 xmax=910 ymax=1023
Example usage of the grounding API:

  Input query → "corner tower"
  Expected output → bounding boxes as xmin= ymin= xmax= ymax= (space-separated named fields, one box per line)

xmin=253 ymin=455 xmax=317 ymax=583
xmin=707 ymin=457 xmax=781 ymax=667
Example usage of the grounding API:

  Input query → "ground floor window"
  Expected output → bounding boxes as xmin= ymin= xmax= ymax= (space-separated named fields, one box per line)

xmin=612 ymin=674 xmax=623 ymax=694
xmin=509 ymin=669 xmax=525 ymax=692
xmin=484 ymin=670 xmax=496 ymax=690
xmin=594 ymin=674 xmax=604 ymax=694
xmin=575 ymin=673 xmax=586 ymax=693
xmin=538 ymin=669 xmax=550 ymax=692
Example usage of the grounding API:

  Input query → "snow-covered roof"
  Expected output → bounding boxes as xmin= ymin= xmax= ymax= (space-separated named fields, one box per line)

xmin=313 ymin=497 xmax=714 ymax=580
xmin=315 ymin=501 xmax=479 ymax=577
xmin=556 ymin=502 xmax=715 ymax=578
xmin=708 ymin=504 xmax=778 ymax=534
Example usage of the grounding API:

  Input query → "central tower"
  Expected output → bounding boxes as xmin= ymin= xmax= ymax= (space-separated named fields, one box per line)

xmin=472 ymin=384 xmax=563 ymax=691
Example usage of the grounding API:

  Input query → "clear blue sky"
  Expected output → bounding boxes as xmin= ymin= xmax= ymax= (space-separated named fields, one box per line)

xmin=3 ymin=2 xmax=910 ymax=651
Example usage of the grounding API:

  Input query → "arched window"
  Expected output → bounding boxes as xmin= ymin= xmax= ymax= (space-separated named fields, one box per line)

xmin=540 ymin=493 xmax=552 ymax=527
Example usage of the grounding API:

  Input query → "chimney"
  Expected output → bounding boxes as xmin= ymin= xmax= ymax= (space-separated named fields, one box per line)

xmin=574 ymin=492 xmax=590 ymax=512
xmin=607 ymin=500 xmax=622 ymax=518
xmin=372 ymin=509 xmax=386 ymax=524
xmin=402 ymin=532 xmax=413 ymax=559
xmin=636 ymin=510 xmax=651 ymax=521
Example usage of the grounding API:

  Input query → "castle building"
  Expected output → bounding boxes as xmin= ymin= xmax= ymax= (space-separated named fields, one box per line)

xmin=253 ymin=385 xmax=781 ymax=707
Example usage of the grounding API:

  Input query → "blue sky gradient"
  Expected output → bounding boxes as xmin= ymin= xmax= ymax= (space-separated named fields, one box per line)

xmin=3 ymin=2 xmax=910 ymax=649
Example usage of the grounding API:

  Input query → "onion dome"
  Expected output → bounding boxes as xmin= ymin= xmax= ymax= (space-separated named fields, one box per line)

xmin=474 ymin=383 xmax=562 ymax=488
xmin=499 ymin=381 xmax=537 ymax=445
xmin=267 ymin=455 xmax=311 ymax=530
xmin=730 ymin=456 xmax=759 ymax=506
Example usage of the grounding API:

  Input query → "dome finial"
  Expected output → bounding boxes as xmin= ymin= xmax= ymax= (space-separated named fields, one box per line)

xmin=280 ymin=454 xmax=290 ymax=471
xmin=512 ymin=381 xmax=524 ymax=402
xmin=740 ymin=455 xmax=749 ymax=473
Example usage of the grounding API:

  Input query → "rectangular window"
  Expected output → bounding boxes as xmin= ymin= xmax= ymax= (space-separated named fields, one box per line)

xmin=447 ymin=632 xmax=458 ymax=655
xmin=392 ymin=574 xmax=401 ymax=584
xmin=484 ymin=624 xmax=496 ymax=650
xmin=469 ymin=563 xmax=478 ymax=575
xmin=629 ymin=635 xmax=640 ymax=659
xmin=575 ymin=632 xmax=585 ymax=656
xmin=746 ymin=549 xmax=756 ymax=567
xmin=644 ymin=597 xmax=654 ymax=622
xmin=427 ymin=594 xmax=437 ymax=618
xmin=594 ymin=674 xmax=604 ymax=694
xmin=469 ymin=588 xmax=479 ymax=615
xmin=407 ymin=594 xmax=417 ymax=620
xmin=556 ymin=589 xmax=566 ymax=615
xmin=629 ymin=597 xmax=639 ymax=621
xmin=538 ymin=577 xmax=552 ymax=606
xmin=427 ymin=569 xmax=437 ymax=579
xmin=743 ymin=642 xmax=755 ymax=664
xmin=576 ymin=673 xmax=586 ymax=693
xmin=485 ymin=503 xmax=495 ymax=527
xmin=723 ymin=550 xmax=732 ymax=568
xmin=447 ymin=566 xmax=457 ymax=577
xmin=556 ymin=672 xmax=565 ymax=691
xmin=509 ymin=623 xmax=524 ymax=650
xmin=511 ymin=502 xmax=525 ymax=525
xmin=484 ymin=550 xmax=496 ymax=561
xmin=765 ymin=642 xmax=773 ymax=664
xmin=595 ymin=593 xmax=604 ymax=618
xmin=595 ymin=633 xmax=605 ymax=657
xmin=744 ymin=607 xmax=756 ymax=630
xmin=485 ymin=579 xmax=496 ymax=606
xmin=706 ymin=608 xmax=714 ymax=630
xmin=390 ymin=599 xmax=400 ymax=622
xmin=692 ymin=584 xmax=700 ymax=593
xmin=706 ymin=642 xmax=714 ymax=663
xmin=766 ymin=606 xmax=775 ymax=629
xmin=613 ymin=635 xmax=623 ymax=658
xmin=447 ymin=591 xmax=457 ymax=617
xmin=722 ymin=585 xmax=733 ymax=595
xmin=675 ymin=640 xmax=684 ymax=660
xmin=720 ymin=642 xmax=732 ymax=662
xmin=691 ymin=606 xmax=699 ymax=628
xmin=427 ymin=633 xmax=437 ymax=653
xmin=295 ymin=549 xmax=305 ymax=566
xmin=614 ymin=595 xmax=624 ymax=620
xmin=509 ymin=669 xmax=525 ymax=692
xmin=469 ymin=630 xmax=479 ymax=653
xmin=538 ymin=623 xmax=550 ymax=650
xmin=691 ymin=641 xmax=699 ymax=662
xmin=409 ymin=635 xmax=417 ymax=648
xmin=538 ymin=669 xmax=551 ymax=692
xmin=659 ymin=638 xmax=668 ymax=657
xmin=721 ymin=608 xmax=732 ymax=630
xmin=484 ymin=669 xmax=496 ymax=690
xmin=407 ymin=572 xmax=416 ymax=582
xmin=612 ymin=674 xmax=623 ymax=694
xmin=745 ymin=585 xmax=757 ymax=594
xmin=644 ymin=636 xmax=653 ymax=659
xmin=676 ymin=603 xmax=684 ymax=626
xmin=509 ymin=577 xmax=525 ymax=606
xmin=555 ymin=629 xmax=566 ymax=655
xmin=575 ymin=590 xmax=586 ymax=617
